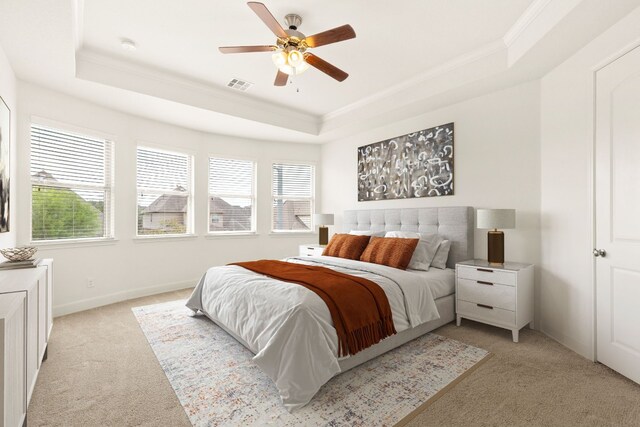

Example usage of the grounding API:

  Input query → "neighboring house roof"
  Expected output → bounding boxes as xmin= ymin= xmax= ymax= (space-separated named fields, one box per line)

xmin=210 ymin=197 xmax=251 ymax=231
xmin=142 ymin=193 xmax=188 ymax=214
xmin=32 ymin=170 xmax=57 ymax=181
xmin=142 ymin=192 xmax=310 ymax=231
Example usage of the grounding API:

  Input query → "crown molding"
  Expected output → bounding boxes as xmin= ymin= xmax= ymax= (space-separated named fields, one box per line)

xmin=75 ymin=49 xmax=320 ymax=135
xmin=322 ymin=40 xmax=506 ymax=124
xmin=73 ymin=0 xmax=84 ymax=50
xmin=504 ymin=0 xmax=584 ymax=67
xmin=503 ymin=0 xmax=554 ymax=47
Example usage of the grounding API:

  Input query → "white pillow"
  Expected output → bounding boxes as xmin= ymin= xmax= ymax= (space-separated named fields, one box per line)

xmin=349 ymin=230 xmax=385 ymax=237
xmin=430 ymin=240 xmax=451 ymax=269
xmin=384 ymin=231 xmax=443 ymax=271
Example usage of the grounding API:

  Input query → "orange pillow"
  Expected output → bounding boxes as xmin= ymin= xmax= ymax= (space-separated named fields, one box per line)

xmin=323 ymin=234 xmax=371 ymax=260
xmin=359 ymin=236 xmax=419 ymax=270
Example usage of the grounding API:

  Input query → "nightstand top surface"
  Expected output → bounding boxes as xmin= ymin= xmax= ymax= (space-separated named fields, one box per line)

xmin=301 ymin=243 xmax=327 ymax=248
xmin=457 ymin=259 xmax=532 ymax=271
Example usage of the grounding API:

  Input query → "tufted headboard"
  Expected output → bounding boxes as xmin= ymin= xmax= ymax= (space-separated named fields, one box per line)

xmin=343 ymin=207 xmax=474 ymax=269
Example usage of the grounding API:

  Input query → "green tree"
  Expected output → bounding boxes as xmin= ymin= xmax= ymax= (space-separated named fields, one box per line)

xmin=32 ymin=186 xmax=103 ymax=240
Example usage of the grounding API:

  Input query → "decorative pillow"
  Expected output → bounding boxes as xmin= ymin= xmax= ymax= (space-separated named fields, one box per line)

xmin=384 ymin=231 xmax=443 ymax=271
xmin=322 ymin=234 xmax=371 ymax=260
xmin=349 ymin=230 xmax=386 ymax=237
xmin=359 ymin=237 xmax=419 ymax=270
xmin=430 ymin=240 xmax=451 ymax=269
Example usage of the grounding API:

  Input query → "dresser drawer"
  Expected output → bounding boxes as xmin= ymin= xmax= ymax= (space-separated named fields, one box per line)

xmin=299 ymin=245 xmax=325 ymax=257
xmin=457 ymin=300 xmax=516 ymax=327
xmin=457 ymin=265 xmax=516 ymax=286
xmin=457 ymin=278 xmax=515 ymax=310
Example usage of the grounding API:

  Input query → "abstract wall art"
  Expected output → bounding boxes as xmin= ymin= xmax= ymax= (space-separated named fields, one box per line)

xmin=0 ymin=96 xmax=9 ymax=232
xmin=357 ymin=122 xmax=454 ymax=201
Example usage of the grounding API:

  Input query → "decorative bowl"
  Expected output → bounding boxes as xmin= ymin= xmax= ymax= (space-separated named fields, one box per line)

xmin=0 ymin=246 xmax=38 ymax=262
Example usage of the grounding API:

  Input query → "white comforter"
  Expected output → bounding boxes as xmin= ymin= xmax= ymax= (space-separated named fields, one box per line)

xmin=185 ymin=256 xmax=441 ymax=411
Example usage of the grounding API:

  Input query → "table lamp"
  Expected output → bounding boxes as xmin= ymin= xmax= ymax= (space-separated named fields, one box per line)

xmin=477 ymin=209 xmax=516 ymax=265
xmin=313 ymin=213 xmax=334 ymax=246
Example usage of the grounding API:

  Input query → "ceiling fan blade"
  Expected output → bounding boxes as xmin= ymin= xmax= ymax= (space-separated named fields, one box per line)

xmin=274 ymin=70 xmax=288 ymax=86
xmin=305 ymin=24 xmax=356 ymax=48
xmin=219 ymin=45 xmax=277 ymax=54
xmin=304 ymin=53 xmax=348 ymax=82
xmin=247 ymin=2 xmax=289 ymax=39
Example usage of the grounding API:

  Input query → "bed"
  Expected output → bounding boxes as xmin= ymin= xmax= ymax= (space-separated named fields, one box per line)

xmin=186 ymin=206 xmax=474 ymax=411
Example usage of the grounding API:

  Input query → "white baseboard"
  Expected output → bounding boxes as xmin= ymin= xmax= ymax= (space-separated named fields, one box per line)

xmin=53 ymin=279 xmax=198 ymax=317
xmin=540 ymin=324 xmax=594 ymax=361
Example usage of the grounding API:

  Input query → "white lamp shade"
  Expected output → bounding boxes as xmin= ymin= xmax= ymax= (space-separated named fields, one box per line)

xmin=313 ymin=214 xmax=334 ymax=226
xmin=477 ymin=209 xmax=516 ymax=229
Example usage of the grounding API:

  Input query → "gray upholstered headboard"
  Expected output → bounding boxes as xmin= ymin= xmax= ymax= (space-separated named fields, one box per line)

xmin=343 ymin=207 xmax=474 ymax=269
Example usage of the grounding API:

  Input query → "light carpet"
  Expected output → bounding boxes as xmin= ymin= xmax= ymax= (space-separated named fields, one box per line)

xmin=132 ymin=299 xmax=490 ymax=427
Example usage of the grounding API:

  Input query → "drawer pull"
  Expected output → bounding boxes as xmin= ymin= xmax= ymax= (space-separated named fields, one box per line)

xmin=477 ymin=303 xmax=494 ymax=310
xmin=477 ymin=280 xmax=494 ymax=286
xmin=477 ymin=268 xmax=494 ymax=273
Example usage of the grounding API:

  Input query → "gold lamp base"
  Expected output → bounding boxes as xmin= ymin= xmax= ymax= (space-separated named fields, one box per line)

xmin=319 ymin=226 xmax=329 ymax=246
xmin=487 ymin=230 xmax=504 ymax=265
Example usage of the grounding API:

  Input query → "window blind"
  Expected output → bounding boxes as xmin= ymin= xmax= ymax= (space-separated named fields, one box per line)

xmin=137 ymin=147 xmax=193 ymax=236
xmin=30 ymin=124 xmax=113 ymax=241
xmin=272 ymin=163 xmax=314 ymax=231
xmin=209 ymin=157 xmax=255 ymax=233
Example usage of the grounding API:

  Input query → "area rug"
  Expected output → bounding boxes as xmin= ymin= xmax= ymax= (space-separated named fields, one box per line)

xmin=132 ymin=300 xmax=490 ymax=427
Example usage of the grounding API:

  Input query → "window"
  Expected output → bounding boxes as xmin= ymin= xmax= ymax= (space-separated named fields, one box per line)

xmin=30 ymin=123 xmax=113 ymax=241
xmin=272 ymin=163 xmax=314 ymax=232
xmin=208 ymin=157 xmax=256 ymax=234
xmin=136 ymin=146 xmax=193 ymax=236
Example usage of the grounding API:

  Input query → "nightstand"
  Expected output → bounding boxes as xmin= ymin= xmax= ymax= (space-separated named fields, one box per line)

xmin=299 ymin=244 xmax=325 ymax=257
xmin=455 ymin=259 xmax=534 ymax=342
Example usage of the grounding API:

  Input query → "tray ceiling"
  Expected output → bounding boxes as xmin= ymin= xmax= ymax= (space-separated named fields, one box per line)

xmin=0 ymin=0 xmax=638 ymax=142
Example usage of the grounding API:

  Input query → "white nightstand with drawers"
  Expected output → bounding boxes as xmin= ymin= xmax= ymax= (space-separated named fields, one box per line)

xmin=455 ymin=259 xmax=534 ymax=343
xmin=299 ymin=244 xmax=325 ymax=257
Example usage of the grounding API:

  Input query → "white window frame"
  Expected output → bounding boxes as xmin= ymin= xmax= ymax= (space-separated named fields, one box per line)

xmin=270 ymin=161 xmax=315 ymax=234
xmin=135 ymin=144 xmax=194 ymax=238
xmin=29 ymin=118 xmax=115 ymax=244
xmin=208 ymin=155 xmax=257 ymax=236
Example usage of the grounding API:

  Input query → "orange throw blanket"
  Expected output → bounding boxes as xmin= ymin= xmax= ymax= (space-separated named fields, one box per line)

xmin=231 ymin=260 xmax=396 ymax=357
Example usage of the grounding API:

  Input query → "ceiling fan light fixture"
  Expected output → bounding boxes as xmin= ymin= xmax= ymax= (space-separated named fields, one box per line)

xmin=287 ymin=50 xmax=304 ymax=67
xmin=272 ymin=48 xmax=309 ymax=76
xmin=293 ymin=60 xmax=309 ymax=74
xmin=271 ymin=50 xmax=288 ymax=67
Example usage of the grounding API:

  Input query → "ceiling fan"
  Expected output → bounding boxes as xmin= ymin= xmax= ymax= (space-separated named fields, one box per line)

xmin=219 ymin=2 xmax=356 ymax=86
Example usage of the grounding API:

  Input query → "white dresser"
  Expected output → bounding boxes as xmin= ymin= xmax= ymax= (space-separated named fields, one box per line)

xmin=455 ymin=259 xmax=534 ymax=342
xmin=298 ymin=244 xmax=325 ymax=257
xmin=0 ymin=259 xmax=54 ymax=427
xmin=0 ymin=292 xmax=26 ymax=427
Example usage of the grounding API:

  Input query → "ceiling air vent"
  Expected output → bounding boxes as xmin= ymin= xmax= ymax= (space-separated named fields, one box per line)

xmin=227 ymin=78 xmax=253 ymax=91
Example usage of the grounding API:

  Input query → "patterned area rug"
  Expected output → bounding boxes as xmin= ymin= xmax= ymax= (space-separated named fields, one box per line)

xmin=132 ymin=300 xmax=489 ymax=427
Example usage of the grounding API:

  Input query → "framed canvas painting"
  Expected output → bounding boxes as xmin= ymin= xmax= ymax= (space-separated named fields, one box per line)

xmin=0 ymin=96 xmax=9 ymax=232
xmin=357 ymin=122 xmax=454 ymax=201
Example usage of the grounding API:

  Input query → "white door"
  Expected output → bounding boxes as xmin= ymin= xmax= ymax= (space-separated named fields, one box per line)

xmin=595 ymin=45 xmax=640 ymax=384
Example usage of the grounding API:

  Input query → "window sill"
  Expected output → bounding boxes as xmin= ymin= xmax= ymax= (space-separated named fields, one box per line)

xmin=30 ymin=237 xmax=119 ymax=249
xmin=205 ymin=232 xmax=258 ymax=239
xmin=133 ymin=234 xmax=198 ymax=243
xmin=268 ymin=231 xmax=317 ymax=237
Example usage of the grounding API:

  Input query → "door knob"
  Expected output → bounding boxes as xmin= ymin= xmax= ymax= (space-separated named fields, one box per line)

xmin=593 ymin=248 xmax=606 ymax=257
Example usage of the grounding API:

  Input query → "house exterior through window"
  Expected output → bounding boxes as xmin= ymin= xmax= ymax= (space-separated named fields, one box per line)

xmin=136 ymin=147 xmax=193 ymax=236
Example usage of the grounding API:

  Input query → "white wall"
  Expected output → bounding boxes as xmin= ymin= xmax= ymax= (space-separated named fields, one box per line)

xmin=16 ymin=82 xmax=321 ymax=316
xmin=0 ymin=44 xmax=17 ymax=254
xmin=321 ymin=81 xmax=542 ymax=323
xmin=539 ymin=5 xmax=640 ymax=360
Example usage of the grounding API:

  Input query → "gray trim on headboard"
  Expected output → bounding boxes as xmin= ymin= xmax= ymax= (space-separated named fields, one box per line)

xmin=343 ymin=207 xmax=474 ymax=269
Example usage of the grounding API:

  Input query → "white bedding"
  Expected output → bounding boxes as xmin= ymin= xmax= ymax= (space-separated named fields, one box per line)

xmin=407 ymin=267 xmax=455 ymax=299
xmin=186 ymin=255 xmax=445 ymax=411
